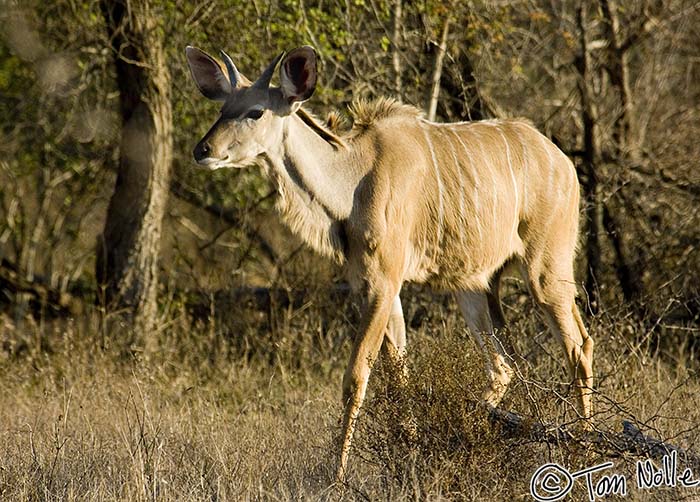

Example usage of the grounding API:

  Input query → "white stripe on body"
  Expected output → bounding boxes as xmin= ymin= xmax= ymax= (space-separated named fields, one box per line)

xmin=449 ymin=129 xmax=486 ymax=243
xmin=444 ymin=129 xmax=480 ymax=246
xmin=519 ymin=131 xmax=528 ymax=213
xmin=539 ymin=134 xmax=555 ymax=197
xmin=536 ymin=133 xmax=561 ymax=230
xmin=421 ymin=125 xmax=445 ymax=248
xmin=473 ymin=134 xmax=499 ymax=233
xmin=498 ymin=127 xmax=520 ymax=243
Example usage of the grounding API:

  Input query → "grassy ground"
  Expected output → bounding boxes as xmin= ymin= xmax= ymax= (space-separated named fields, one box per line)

xmin=1 ymin=289 xmax=698 ymax=501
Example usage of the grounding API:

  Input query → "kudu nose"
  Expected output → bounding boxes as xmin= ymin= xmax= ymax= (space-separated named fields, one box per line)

xmin=193 ymin=141 xmax=211 ymax=162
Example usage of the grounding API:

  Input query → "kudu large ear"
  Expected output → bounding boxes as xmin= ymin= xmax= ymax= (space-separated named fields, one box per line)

xmin=185 ymin=46 xmax=232 ymax=101
xmin=279 ymin=46 xmax=317 ymax=103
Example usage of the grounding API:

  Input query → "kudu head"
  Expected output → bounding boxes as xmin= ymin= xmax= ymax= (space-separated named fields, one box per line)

xmin=185 ymin=46 xmax=318 ymax=169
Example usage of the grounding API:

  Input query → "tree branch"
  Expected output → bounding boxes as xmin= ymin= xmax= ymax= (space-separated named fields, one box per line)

xmin=169 ymin=178 xmax=279 ymax=265
xmin=427 ymin=17 xmax=450 ymax=122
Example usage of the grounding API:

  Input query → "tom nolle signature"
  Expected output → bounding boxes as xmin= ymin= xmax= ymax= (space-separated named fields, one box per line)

xmin=530 ymin=451 xmax=700 ymax=501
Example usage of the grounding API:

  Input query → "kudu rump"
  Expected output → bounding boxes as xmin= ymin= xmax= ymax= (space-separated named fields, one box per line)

xmin=186 ymin=45 xmax=593 ymax=479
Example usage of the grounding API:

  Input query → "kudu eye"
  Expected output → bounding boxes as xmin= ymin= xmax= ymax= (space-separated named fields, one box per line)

xmin=245 ymin=108 xmax=264 ymax=120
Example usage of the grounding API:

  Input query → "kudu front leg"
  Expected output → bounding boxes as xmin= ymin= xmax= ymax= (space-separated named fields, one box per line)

xmin=337 ymin=288 xmax=397 ymax=482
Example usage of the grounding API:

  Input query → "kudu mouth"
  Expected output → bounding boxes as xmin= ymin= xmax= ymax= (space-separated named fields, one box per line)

xmin=193 ymin=139 xmax=231 ymax=169
xmin=195 ymin=156 xmax=232 ymax=169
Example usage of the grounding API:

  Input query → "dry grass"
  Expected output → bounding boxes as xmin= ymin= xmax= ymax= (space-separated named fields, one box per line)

xmin=1 ymin=288 xmax=698 ymax=501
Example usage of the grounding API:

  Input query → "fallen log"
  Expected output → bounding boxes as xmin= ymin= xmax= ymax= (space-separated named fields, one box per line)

xmin=489 ymin=407 xmax=700 ymax=469
xmin=0 ymin=259 xmax=83 ymax=316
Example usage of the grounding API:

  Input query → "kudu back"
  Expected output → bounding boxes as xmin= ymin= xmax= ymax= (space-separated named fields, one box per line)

xmin=186 ymin=45 xmax=593 ymax=480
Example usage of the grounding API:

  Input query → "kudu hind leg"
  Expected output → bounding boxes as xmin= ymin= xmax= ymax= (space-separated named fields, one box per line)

xmin=525 ymin=266 xmax=594 ymax=420
xmin=456 ymin=290 xmax=515 ymax=409
xmin=381 ymin=295 xmax=417 ymax=440
xmin=382 ymin=295 xmax=408 ymax=384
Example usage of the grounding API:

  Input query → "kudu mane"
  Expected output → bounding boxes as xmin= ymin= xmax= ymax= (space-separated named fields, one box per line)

xmin=296 ymin=97 xmax=422 ymax=144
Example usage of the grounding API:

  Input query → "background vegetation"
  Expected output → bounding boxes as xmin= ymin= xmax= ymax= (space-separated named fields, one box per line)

xmin=1 ymin=0 xmax=698 ymax=500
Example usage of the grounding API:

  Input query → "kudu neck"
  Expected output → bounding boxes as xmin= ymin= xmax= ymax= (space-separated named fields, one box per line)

xmin=269 ymin=111 xmax=365 ymax=220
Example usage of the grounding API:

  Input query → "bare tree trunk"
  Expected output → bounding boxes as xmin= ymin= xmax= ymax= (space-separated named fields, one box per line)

xmin=427 ymin=17 xmax=450 ymax=121
xmin=599 ymin=0 xmax=636 ymax=158
xmin=603 ymin=201 xmax=642 ymax=302
xmin=97 ymin=0 xmax=172 ymax=340
xmin=599 ymin=0 xmax=645 ymax=304
xmin=576 ymin=5 xmax=604 ymax=312
xmin=392 ymin=0 xmax=403 ymax=98
xmin=440 ymin=47 xmax=490 ymax=121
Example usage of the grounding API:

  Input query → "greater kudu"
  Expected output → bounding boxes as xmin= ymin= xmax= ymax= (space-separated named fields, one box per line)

xmin=185 ymin=45 xmax=594 ymax=480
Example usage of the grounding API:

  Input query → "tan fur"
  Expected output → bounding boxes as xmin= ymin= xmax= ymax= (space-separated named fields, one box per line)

xmin=324 ymin=110 xmax=349 ymax=133
xmin=187 ymin=50 xmax=593 ymax=482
